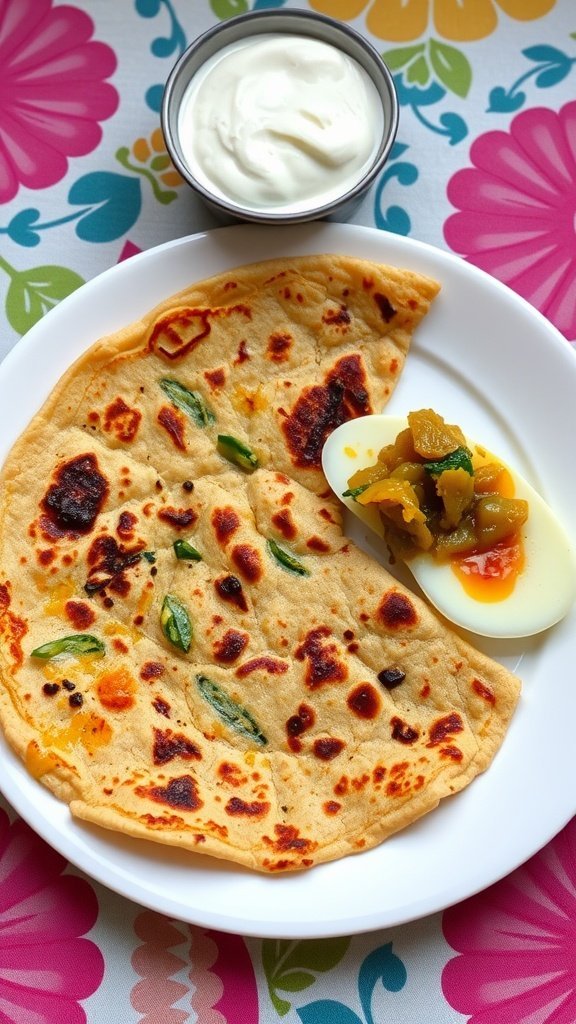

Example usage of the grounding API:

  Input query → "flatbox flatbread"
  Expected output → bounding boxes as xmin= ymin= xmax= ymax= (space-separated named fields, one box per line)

xmin=0 ymin=254 xmax=521 ymax=872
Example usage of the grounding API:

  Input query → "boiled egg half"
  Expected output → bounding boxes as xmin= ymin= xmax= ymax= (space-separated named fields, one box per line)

xmin=322 ymin=414 xmax=576 ymax=638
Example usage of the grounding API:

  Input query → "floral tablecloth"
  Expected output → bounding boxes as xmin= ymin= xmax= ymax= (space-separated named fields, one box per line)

xmin=1 ymin=1 xmax=575 ymax=1022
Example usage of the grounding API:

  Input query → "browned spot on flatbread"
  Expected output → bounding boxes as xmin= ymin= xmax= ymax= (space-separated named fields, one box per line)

xmin=204 ymin=367 xmax=226 ymax=390
xmin=236 ymin=656 xmax=288 ymax=678
xmin=440 ymin=745 xmax=463 ymax=762
xmin=140 ymin=812 xmax=185 ymax=828
xmin=267 ymin=332 xmax=292 ymax=363
xmin=306 ymin=535 xmax=330 ymax=552
xmin=140 ymin=663 xmax=163 ymax=679
xmin=152 ymin=696 xmax=171 ymax=717
xmin=0 ymin=582 xmax=27 ymax=667
xmin=374 ymin=292 xmax=397 ymax=322
xmin=377 ymin=590 xmax=418 ymax=630
xmin=40 ymin=454 xmax=109 ymax=538
xmin=157 ymin=506 xmax=197 ymax=530
xmin=64 ymin=600 xmax=95 ymax=630
xmin=225 ymin=797 xmax=270 ymax=818
xmin=214 ymin=575 xmax=248 ymax=612
xmin=149 ymin=304 xmax=251 ymax=361
xmin=212 ymin=507 xmax=240 ymax=544
xmin=234 ymin=339 xmax=250 ymax=364
xmin=153 ymin=727 xmax=202 ymax=765
xmin=427 ymin=712 xmax=464 ymax=747
xmin=391 ymin=717 xmax=419 ymax=744
xmin=103 ymin=397 xmax=142 ymax=443
xmin=265 ymin=824 xmax=317 ymax=855
xmin=472 ymin=679 xmax=496 ymax=705
xmin=218 ymin=762 xmax=247 ymax=787
xmin=157 ymin=404 xmax=186 ymax=451
xmin=117 ymin=510 xmax=138 ymax=541
xmin=322 ymin=304 xmax=351 ymax=327
xmin=313 ymin=737 xmax=346 ymax=760
xmin=213 ymin=629 xmax=248 ymax=664
xmin=84 ymin=534 xmax=143 ymax=595
xmin=272 ymin=509 xmax=296 ymax=540
xmin=231 ymin=544 xmax=262 ymax=583
xmin=295 ymin=626 xmax=348 ymax=689
xmin=282 ymin=354 xmax=370 ymax=470
xmin=329 ymin=354 xmax=370 ymax=416
xmin=347 ymin=683 xmax=381 ymax=719
xmin=136 ymin=774 xmax=203 ymax=811
xmin=285 ymin=703 xmax=315 ymax=752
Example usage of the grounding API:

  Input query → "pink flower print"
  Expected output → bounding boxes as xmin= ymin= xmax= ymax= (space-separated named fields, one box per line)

xmin=442 ymin=816 xmax=576 ymax=1023
xmin=118 ymin=240 xmax=143 ymax=263
xmin=444 ymin=102 xmax=576 ymax=342
xmin=0 ymin=0 xmax=118 ymax=204
xmin=131 ymin=911 xmax=259 ymax=1023
xmin=0 ymin=806 xmax=104 ymax=1024
xmin=131 ymin=913 xmax=191 ymax=1024
xmin=192 ymin=928 xmax=259 ymax=1023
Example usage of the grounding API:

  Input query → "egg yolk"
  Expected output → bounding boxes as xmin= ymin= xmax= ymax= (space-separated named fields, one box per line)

xmin=450 ymin=463 xmax=524 ymax=601
xmin=452 ymin=534 xmax=525 ymax=602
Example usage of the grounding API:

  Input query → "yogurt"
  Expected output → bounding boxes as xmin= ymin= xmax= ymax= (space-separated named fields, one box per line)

xmin=176 ymin=34 xmax=384 ymax=214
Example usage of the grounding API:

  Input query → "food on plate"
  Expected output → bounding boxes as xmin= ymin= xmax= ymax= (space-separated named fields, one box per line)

xmin=322 ymin=410 xmax=576 ymax=638
xmin=0 ymin=254 xmax=521 ymax=872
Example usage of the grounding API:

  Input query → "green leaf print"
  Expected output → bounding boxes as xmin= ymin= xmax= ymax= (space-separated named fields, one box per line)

xmin=3 ymin=261 xmax=85 ymax=334
xmin=429 ymin=40 xmax=472 ymax=98
xmin=263 ymin=937 xmax=351 ymax=1017
xmin=276 ymin=970 xmax=316 ymax=993
xmin=381 ymin=44 xmax=425 ymax=71
xmin=211 ymin=0 xmax=248 ymax=17
xmin=406 ymin=54 xmax=430 ymax=85
xmin=385 ymin=40 xmax=471 ymax=99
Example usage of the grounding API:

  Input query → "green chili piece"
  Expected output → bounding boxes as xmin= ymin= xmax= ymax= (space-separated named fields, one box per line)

xmin=173 ymin=539 xmax=202 ymax=562
xmin=217 ymin=434 xmax=259 ymax=472
xmin=159 ymin=378 xmax=215 ymax=427
xmin=267 ymin=539 xmax=310 ymax=577
xmin=160 ymin=595 xmax=192 ymax=653
xmin=30 ymin=635 xmax=105 ymax=659
xmin=424 ymin=446 xmax=474 ymax=477
xmin=342 ymin=483 xmax=370 ymax=499
xmin=142 ymin=550 xmax=157 ymax=563
xmin=196 ymin=674 xmax=267 ymax=746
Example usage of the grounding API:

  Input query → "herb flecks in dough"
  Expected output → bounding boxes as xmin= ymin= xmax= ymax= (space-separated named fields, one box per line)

xmin=196 ymin=674 xmax=267 ymax=746
xmin=160 ymin=595 xmax=192 ymax=653
xmin=159 ymin=378 xmax=215 ymax=428
xmin=173 ymin=539 xmax=202 ymax=561
xmin=267 ymin=539 xmax=310 ymax=577
xmin=31 ymin=635 xmax=105 ymax=659
xmin=217 ymin=435 xmax=259 ymax=472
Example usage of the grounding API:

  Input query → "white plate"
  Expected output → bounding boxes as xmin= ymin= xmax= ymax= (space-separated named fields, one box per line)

xmin=1 ymin=223 xmax=575 ymax=939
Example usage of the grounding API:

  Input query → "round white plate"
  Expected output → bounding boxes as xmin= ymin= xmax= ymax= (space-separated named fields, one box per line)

xmin=1 ymin=223 xmax=575 ymax=938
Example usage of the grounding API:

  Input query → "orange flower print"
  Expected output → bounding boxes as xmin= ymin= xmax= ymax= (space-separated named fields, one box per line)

xmin=309 ymin=0 xmax=556 ymax=42
xmin=116 ymin=127 xmax=183 ymax=204
xmin=131 ymin=128 xmax=183 ymax=189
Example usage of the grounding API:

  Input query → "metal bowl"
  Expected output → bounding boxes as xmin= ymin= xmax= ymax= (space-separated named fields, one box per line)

xmin=161 ymin=10 xmax=399 ymax=224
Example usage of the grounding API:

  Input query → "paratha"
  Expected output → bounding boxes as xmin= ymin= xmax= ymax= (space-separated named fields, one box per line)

xmin=0 ymin=254 xmax=521 ymax=872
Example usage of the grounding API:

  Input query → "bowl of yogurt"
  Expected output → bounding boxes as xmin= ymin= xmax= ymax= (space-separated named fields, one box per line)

xmin=161 ymin=10 xmax=399 ymax=223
